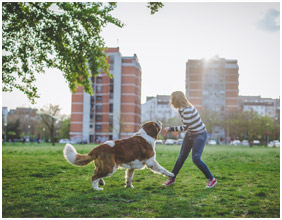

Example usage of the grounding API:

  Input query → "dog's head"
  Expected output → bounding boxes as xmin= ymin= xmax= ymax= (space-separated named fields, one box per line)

xmin=141 ymin=120 xmax=162 ymax=139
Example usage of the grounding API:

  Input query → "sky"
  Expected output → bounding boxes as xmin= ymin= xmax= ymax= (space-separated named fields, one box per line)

xmin=2 ymin=2 xmax=280 ymax=115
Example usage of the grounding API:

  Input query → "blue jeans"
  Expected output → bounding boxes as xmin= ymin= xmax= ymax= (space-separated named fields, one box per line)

xmin=171 ymin=131 xmax=213 ymax=180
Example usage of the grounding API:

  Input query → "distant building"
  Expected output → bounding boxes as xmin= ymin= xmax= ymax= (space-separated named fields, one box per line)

xmin=141 ymin=95 xmax=178 ymax=123
xmin=186 ymin=55 xmax=239 ymax=140
xmin=186 ymin=55 xmax=239 ymax=112
xmin=5 ymin=107 xmax=38 ymax=139
xmin=2 ymin=107 xmax=8 ymax=124
xmin=70 ymin=48 xmax=142 ymax=143
xmin=239 ymin=96 xmax=280 ymax=120
xmin=7 ymin=107 xmax=38 ymax=118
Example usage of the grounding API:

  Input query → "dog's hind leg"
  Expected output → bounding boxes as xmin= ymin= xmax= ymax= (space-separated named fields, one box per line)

xmin=92 ymin=174 xmax=105 ymax=190
xmin=92 ymin=156 xmax=117 ymax=190
xmin=92 ymin=170 xmax=116 ymax=190
xmin=125 ymin=168 xmax=135 ymax=188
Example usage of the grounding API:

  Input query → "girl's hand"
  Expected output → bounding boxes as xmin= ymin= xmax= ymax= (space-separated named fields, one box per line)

xmin=161 ymin=127 xmax=170 ymax=136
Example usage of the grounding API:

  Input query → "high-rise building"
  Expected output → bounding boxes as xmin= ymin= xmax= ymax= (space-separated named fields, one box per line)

xmin=186 ymin=55 xmax=239 ymax=140
xmin=70 ymin=48 xmax=141 ymax=143
xmin=186 ymin=55 xmax=239 ymax=113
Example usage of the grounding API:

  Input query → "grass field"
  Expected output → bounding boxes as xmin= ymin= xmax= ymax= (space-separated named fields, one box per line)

xmin=2 ymin=142 xmax=280 ymax=218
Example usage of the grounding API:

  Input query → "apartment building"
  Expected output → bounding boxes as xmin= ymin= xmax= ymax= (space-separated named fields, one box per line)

xmin=70 ymin=48 xmax=141 ymax=143
xmin=239 ymin=96 xmax=280 ymax=120
xmin=186 ymin=55 xmax=239 ymax=113
xmin=141 ymin=95 xmax=178 ymax=123
xmin=186 ymin=55 xmax=239 ymax=139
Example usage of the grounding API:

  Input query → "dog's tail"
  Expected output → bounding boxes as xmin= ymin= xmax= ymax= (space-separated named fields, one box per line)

xmin=64 ymin=144 xmax=94 ymax=166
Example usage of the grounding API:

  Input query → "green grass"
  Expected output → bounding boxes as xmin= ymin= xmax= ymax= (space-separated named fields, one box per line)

xmin=2 ymin=143 xmax=280 ymax=218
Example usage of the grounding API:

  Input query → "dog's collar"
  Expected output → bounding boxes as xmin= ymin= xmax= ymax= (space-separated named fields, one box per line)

xmin=155 ymin=120 xmax=162 ymax=129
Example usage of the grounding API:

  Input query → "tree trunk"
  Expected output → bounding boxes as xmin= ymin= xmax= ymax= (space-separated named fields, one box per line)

xmin=51 ymin=130 xmax=55 ymax=146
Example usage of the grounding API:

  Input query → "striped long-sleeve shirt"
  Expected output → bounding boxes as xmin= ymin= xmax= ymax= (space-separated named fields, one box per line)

xmin=169 ymin=106 xmax=206 ymax=133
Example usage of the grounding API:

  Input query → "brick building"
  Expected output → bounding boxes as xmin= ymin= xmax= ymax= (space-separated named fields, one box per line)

xmin=186 ymin=55 xmax=239 ymax=139
xmin=70 ymin=48 xmax=141 ymax=143
xmin=186 ymin=55 xmax=239 ymax=112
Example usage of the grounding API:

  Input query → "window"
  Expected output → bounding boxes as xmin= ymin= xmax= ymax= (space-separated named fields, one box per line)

xmin=97 ymin=77 xmax=103 ymax=83
xmin=110 ymin=56 xmax=115 ymax=65
xmin=110 ymin=56 xmax=114 ymax=70
xmin=110 ymin=84 xmax=114 ymax=93
xmin=96 ymin=96 xmax=102 ymax=102
xmin=109 ymin=115 xmax=113 ymax=132
xmin=96 ymin=105 xmax=102 ymax=112
xmin=96 ymin=125 xmax=102 ymax=131
xmin=96 ymin=115 xmax=102 ymax=121
xmin=90 ymin=96 xmax=95 ymax=103
xmin=109 ymin=104 xmax=113 ymax=113
xmin=96 ymin=86 xmax=102 ymax=93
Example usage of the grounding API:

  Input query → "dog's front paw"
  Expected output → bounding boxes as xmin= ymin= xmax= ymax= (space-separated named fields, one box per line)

xmin=125 ymin=184 xmax=134 ymax=188
xmin=93 ymin=187 xmax=104 ymax=191
xmin=96 ymin=188 xmax=104 ymax=191
xmin=167 ymin=172 xmax=175 ymax=178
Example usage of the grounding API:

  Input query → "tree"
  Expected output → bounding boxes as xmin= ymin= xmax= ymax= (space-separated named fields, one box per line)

xmin=34 ymin=120 xmax=51 ymax=142
xmin=223 ymin=110 xmax=256 ymax=140
xmin=272 ymin=117 xmax=280 ymax=140
xmin=4 ymin=119 xmax=21 ymax=141
xmin=8 ymin=108 xmax=38 ymax=139
xmin=257 ymin=115 xmax=275 ymax=144
xmin=59 ymin=116 xmax=70 ymax=139
xmin=38 ymin=104 xmax=61 ymax=146
xmin=2 ymin=2 xmax=164 ymax=103
xmin=147 ymin=2 xmax=164 ymax=14
xmin=200 ymin=109 xmax=221 ymax=135
xmin=222 ymin=110 xmax=278 ymax=144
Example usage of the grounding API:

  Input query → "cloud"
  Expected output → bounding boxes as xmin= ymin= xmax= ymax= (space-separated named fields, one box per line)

xmin=257 ymin=8 xmax=280 ymax=32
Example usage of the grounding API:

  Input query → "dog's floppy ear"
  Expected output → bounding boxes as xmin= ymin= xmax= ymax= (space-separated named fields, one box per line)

xmin=142 ymin=121 xmax=160 ymax=139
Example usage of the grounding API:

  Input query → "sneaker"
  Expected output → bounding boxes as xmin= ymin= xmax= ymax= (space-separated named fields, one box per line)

xmin=206 ymin=178 xmax=217 ymax=188
xmin=162 ymin=178 xmax=176 ymax=186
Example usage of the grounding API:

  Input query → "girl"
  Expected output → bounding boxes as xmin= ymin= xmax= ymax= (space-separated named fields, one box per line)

xmin=162 ymin=91 xmax=217 ymax=188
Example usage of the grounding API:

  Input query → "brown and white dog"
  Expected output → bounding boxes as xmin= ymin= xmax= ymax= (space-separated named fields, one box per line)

xmin=63 ymin=121 xmax=174 ymax=190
